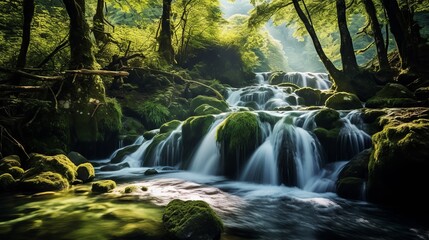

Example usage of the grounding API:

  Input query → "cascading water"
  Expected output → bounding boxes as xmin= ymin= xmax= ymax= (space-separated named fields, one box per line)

xmin=108 ymin=72 xmax=371 ymax=193
xmin=283 ymin=72 xmax=331 ymax=90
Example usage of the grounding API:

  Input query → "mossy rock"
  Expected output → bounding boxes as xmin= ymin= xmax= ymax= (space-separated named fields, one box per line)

xmin=4 ymin=166 xmax=25 ymax=179
xmin=320 ymin=90 xmax=335 ymax=104
xmin=144 ymin=169 xmax=158 ymax=175
xmin=160 ymin=120 xmax=182 ymax=134
xmin=294 ymin=87 xmax=321 ymax=106
xmin=76 ymin=163 xmax=95 ymax=183
xmin=190 ymin=96 xmax=229 ymax=114
xmin=314 ymin=108 xmax=340 ymax=129
xmin=110 ymin=145 xmax=140 ymax=164
xmin=365 ymin=83 xmax=418 ymax=108
xmin=194 ymin=104 xmax=223 ymax=116
xmin=368 ymin=120 xmax=429 ymax=213
xmin=0 ymin=173 xmax=16 ymax=191
xmin=67 ymin=151 xmax=89 ymax=166
xmin=338 ymin=149 xmax=371 ymax=180
xmin=20 ymin=171 xmax=70 ymax=192
xmin=26 ymin=154 xmax=77 ymax=184
xmin=92 ymin=180 xmax=116 ymax=193
xmin=182 ymin=115 xmax=215 ymax=157
xmin=313 ymin=127 xmax=341 ymax=162
xmin=163 ymin=199 xmax=223 ymax=240
xmin=268 ymin=71 xmax=286 ymax=85
xmin=124 ymin=185 xmax=138 ymax=193
xmin=143 ymin=129 xmax=160 ymax=140
xmin=325 ymin=92 xmax=363 ymax=110
xmin=415 ymin=86 xmax=429 ymax=100
xmin=0 ymin=155 xmax=21 ymax=167
xmin=216 ymin=112 xmax=260 ymax=178
xmin=336 ymin=177 xmax=366 ymax=200
xmin=365 ymin=98 xmax=420 ymax=108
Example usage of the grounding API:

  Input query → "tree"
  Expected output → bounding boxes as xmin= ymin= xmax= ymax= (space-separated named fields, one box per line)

xmin=16 ymin=0 xmax=35 ymax=69
xmin=93 ymin=0 xmax=108 ymax=45
xmin=158 ymin=0 xmax=175 ymax=63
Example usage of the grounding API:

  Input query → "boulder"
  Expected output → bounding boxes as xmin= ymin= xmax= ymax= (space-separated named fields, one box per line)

xmin=415 ymin=87 xmax=429 ymax=100
xmin=366 ymin=83 xmax=419 ymax=108
xmin=25 ymin=153 xmax=77 ymax=184
xmin=294 ymin=87 xmax=321 ymax=106
xmin=194 ymin=104 xmax=223 ymax=116
xmin=76 ymin=163 xmax=95 ymax=183
xmin=92 ymin=180 xmax=116 ymax=193
xmin=144 ymin=169 xmax=158 ymax=175
xmin=5 ymin=166 xmax=25 ymax=179
xmin=110 ymin=145 xmax=140 ymax=164
xmin=336 ymin=177 xmax=366 ymax=200
xmin=19 ymin=171 xmax=69 ymax=192
xmin=268 ymin=71 xmax=286 ymax=85
xmin=163 ymin=199 xmax=223 ymax=240
xmin=182 ymin=115 xmax=215 ymax=158
xmin=325 ymin=92 xmax=363 ymax=110
xmin=67 ymin=151 xmax=89 ymax=166
xmin=314 ymin=108 xmax=340 ymax=129
xmin=160 ymin=120 xmax=182 ymax=134
xmin=0 ymin=173 xmax=16 ymax=191
xmin=190 ymin=96 xmax=229 ymax=115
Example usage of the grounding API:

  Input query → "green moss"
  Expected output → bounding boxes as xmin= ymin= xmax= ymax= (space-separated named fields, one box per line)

xmin=138 ymin=101 xmax=171 ymax=130
xmin=268 ymin=71 xmax=286 ymax=85
xmin=94 ymin=97 xmax=122 ymax=142
xmin=182 ymin=115 xmax=215 ymax=157
xmin=0 ymin=155 xmax=21 ymax=166
xmin=216 ymin=112 xmax=260 ymax=152
xmin=365 ymin=98 xmax=419 ymax=108
xmin=190 ymin=96 xmax=229 ymax=114
xmin=20 ymin=171 xmax=70 ymax=192
xmin=0 ymin=173 xmax=16 ymax=191
xmin=194 ymin=104 xmax=223 ymax=116
xmin=278 ymin=82 xmax=300 ymax=89
xmin=76 ymin=163 xmax=95 ymax=183
xmin=124 ymin=185 xmax=138 ymax=193
xmin=163 ymin=199 xmax=223 ymax=240
xmin=120 ymin=117 xmax=145 ymax=136
xmin=26 ymin=154 xmax=77 ymax=184
xmin=6 ymin=166 xmax=25 ymax=179
xmin=160 ymin=120 xmax=182 ymax=134
xmin=294 ymin=87 xmax=321 ymax=106
xmin=110 ymin=145 xmax=140 ymax=164
xmin=365 ymin=83 xmax=419 ymax=108
xmin=314 ymin=108 xmax=340 ymax=129
xmin=325 ymin=92 xmax=363 ymax=110
xmin=92 ymin=180 xmax=117 ymax=193
xmin=257 ymin=111 xmax=282 ymax=126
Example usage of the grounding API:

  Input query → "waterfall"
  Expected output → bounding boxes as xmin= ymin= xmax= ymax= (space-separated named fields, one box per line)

xmin=123 ymin=138 xmax=154 ymax=167
xmin=144 ymin=124 xmax=183 ymax=167
xmin=282 ymin=72 xmax=331 ymax=90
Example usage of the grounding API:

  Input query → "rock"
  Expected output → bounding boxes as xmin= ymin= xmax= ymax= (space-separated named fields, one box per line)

xmin=268 ymin=71 xmax=286 ymax=85
xmin=336 ymin=149 xmax=371 ymax=200
xmin=110 ymin=145 xmax=140 ymax=164
xmin=163 ymin=199 xmax=223 ymax=240
xmin=190 ymin=96 xmax=229 ymax=115
xmin=92 ymin=180 xmax=116 ymax=193
xmin=19 ymin=171 xmax=70 ymax=192
xmin=99 ymin=162 xmax=130 ymax=171
xmin=143 ymin=129 xmax=160 ymax=140
xmin=67 ymin=151 xmax=89 ymax=166
xmin=0 ymin=155 xmax=21 ymax=167
xmin=160 ymin=120 xmax=182 ymax=134
xmin=313 ymin=127 xmax=341 ymax=162
xmin=366 ymin=83 xmax=418 ymax=108
xmin=124 ymin=185 xmax=138 ymax=193
xmin=294 ymin=87 xmax=321 ymax=106
xmin=325 ymin=92 xmax=363 ymax=110
xmin=0 ymin=173 xmax=16 ymax=191
xmin=5 ymin=166 xmax=25 ymax=179
xmin=182 ymin=115 xmax=215 ymax=158
xmin=415 ymin=87 xmax=429 ymax=100
xmin=216 ymin=112 xmax=260 ymax=178
xmin=368 ymin=120 xmax=429 ymax=213
xmin=314 ymin=108 xmax=340 ymax=129
xmin=194 ymin=104 xmax=223 ymax=116
xmin=144 ymin=169 xmax=158 ymax=175
xmin=25 ymin=153 xmax=77 ymax=184
xmin=76 ymin=163 xmax=95 ymax=183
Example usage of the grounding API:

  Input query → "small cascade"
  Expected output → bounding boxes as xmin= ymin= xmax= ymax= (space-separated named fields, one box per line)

xmin=144 ymin=124 xmax=183 ymax=167
xmin=188 ymin=118 xmax=224 ymax=175
xmin=282 ymin=72 xmax=331 ymax=90
xmin=337 ymin=112 xmax=372 ymax=160
xmin=123 ymin=138 xmax=154 ymax=167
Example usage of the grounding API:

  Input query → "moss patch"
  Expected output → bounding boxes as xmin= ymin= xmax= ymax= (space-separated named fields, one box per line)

xmin=76 ymin=163 xmax=95 ymax=183
xmin=325 ymin=92 xmax=363 ymax=110
xmin=294 ymin=87 xmax=321 ymax=106
xmin=26 ymin=154 xmax=77 ymax=184
xmin=190 ymin=96 xmax=229 ymax=114
xmin=19 ymin=171 xmax=70 ymax=192
xmin=160 ymin=120 xmax=182 ymax=134
xmin=163 ymin=199 xmax=223 ymax=240
xmin=194 ymin=104 xmax=223 ymax=116
xmin=0 ymin=173 xmax=16 ymax=191
xmin=92 ymin=180 xmax=117 ymax=193
xmin=314 ymin=108 xmax=340 ymax=129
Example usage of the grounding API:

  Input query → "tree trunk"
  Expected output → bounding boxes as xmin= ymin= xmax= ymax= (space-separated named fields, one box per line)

xmin=292 ymin=0 xmax=340 ymax=80
xmin=381 ymin=0 xmax=417 ymax=70
xmin=63 ymin=0 xmax=96 ymax=69
xmin=336 ymin=0 xmax=359 ymax=73
xmin=158 ymin=0 xmax=175 ymax=64
xmin=362 ymin=0 xmax=390 ymax=71
xmin=16 ymin=0 xmax=35 ymax=69
xmin=93 ymin=0 xmax=107 ymax=44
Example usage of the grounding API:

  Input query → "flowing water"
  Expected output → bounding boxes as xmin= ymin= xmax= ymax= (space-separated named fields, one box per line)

xmin=1 ymin=72 xmax=428 ymax=240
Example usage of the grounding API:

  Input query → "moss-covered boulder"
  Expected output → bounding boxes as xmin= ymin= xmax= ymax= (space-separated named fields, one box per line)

xmin=194 ymin=104 xmax=223 ymax=116
xmin=163 ymin=199 xmax=223 ymax=240
xmin=0 ymin=155 xmax=21 ymax=168
xmin=0 ymin=173 xmax=16 ymax=191
xmin=25 ymin=154 xmax=77 ymax=184
xmin=415 ymin=86 xmax=429 ymax=100
xmin=92 ymin=180 xmax=116 ymax=193
xmin=19 ymin=171 xmax=69 ymax=192
xmin=268 ymin=71 xmax=286 ymax=85
xmin=160 ymin=120 xmax=182 ymax=134
xmin=67 ymin=151 xmax=89 ymax=166
xmin=336 ymin=149 xmax=371 ymax=200
xmin=314 ymin=108 xmax=340 ymax=129
xmin=76 ymin=163 xmax=95 ymax=183
xmin=294 ymin=87 xmax=321 ymax=106
xmin=366 ymin=83 xmax=419 ymax=108
xmin=325 ymin=92 xmax=363 ymax=110
xmin=182 ymin=115 xmax=215 ymax=158
xmin=110 ymin=145 xmax=140 ymax=164
xmin=313 ymin=127 xmax=341 ymax=162
xmin=190 ymin=96 xmax=229 ymax=115
xmin=216 ymin=112 xmax=260 ymax=178
xmin=368 ymin=120 xmax=429 ymax=213
xmin=4 ymin=166 xmax=25 ymax=179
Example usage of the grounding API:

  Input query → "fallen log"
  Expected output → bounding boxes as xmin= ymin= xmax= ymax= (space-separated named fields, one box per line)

xmin=64 ymin=69 xmax=129 ymax=77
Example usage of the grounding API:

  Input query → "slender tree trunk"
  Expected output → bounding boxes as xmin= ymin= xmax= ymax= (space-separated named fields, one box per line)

xmin=336 ymin=0 xmax=359 ymax=73
xmin=16 ymin=0 xmax=35 ymax=69
xmin=381 ymin=0 xmax=417 ymax=70
xmin=158 ymin=0 xmax=175 ymax=64
xmin=362 ymin=0 xmax=390 ymax=71
xmin=93 ymin=0 xmax=107 ymax=44
xmin=63 ymin=0 xmax=96 ymax=69
xmin=292 ymin=0 xmax=340 ymax=80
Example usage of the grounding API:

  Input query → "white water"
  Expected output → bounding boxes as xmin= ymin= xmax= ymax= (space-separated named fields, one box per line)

xmin=283 ymin=72 xmax=331 ymax=89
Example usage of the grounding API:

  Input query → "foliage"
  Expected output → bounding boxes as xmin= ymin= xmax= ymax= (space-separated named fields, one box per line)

xmin=138 ymin=101 xmax=172 ymax=130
